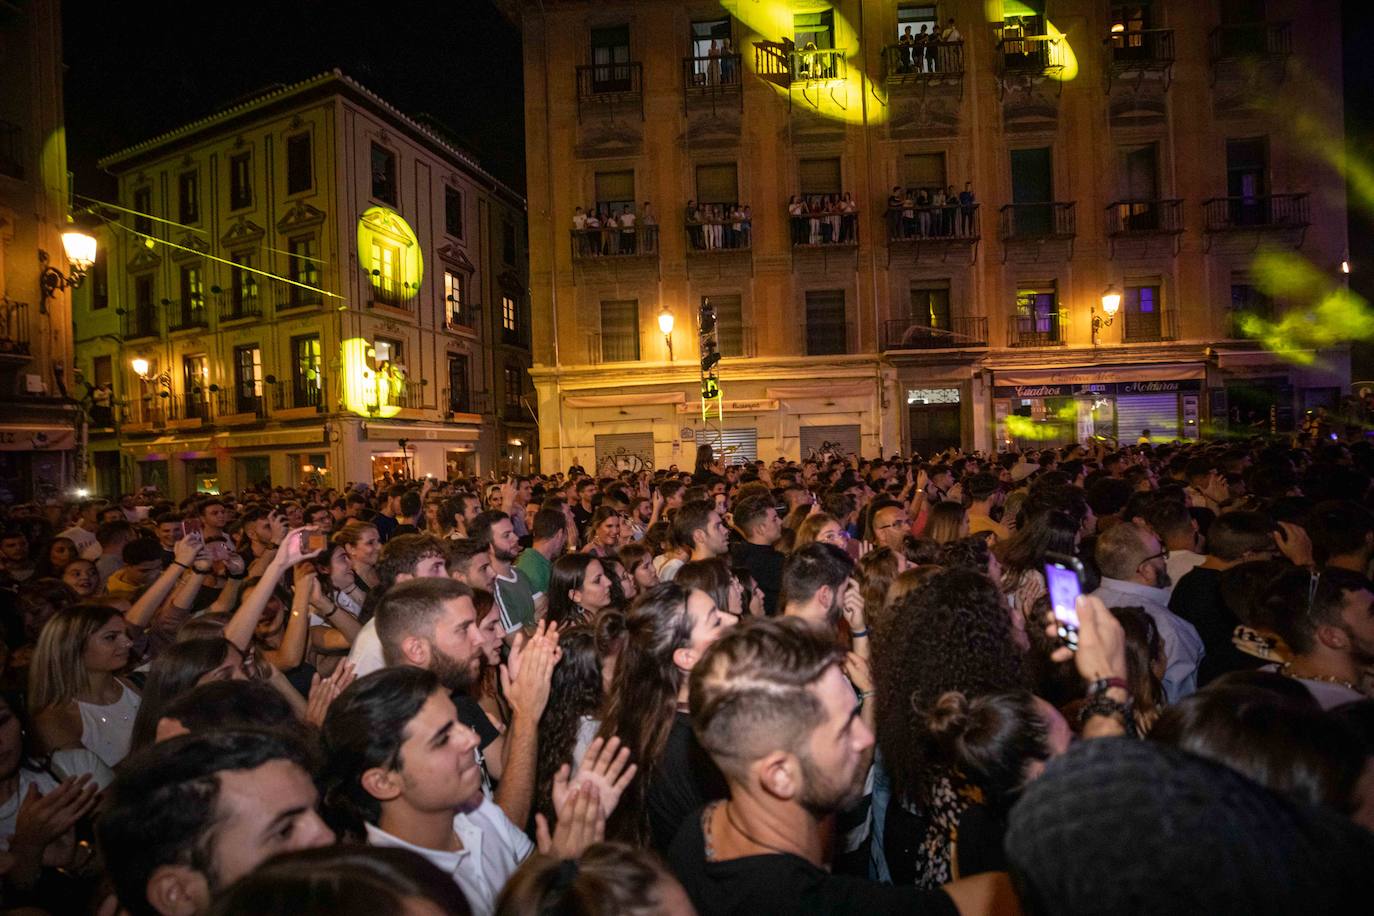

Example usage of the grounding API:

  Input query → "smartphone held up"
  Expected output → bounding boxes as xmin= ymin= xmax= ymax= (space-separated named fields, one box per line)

xmin=1043 ymin=552 xmax=1083 ymax=652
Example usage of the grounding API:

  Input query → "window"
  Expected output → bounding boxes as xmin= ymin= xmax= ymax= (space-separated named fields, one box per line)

xmin=690 ymin=17 xmax=733 ymax=80
xmin=1229 ymin=275 xmax=1274 ymax=337
xmin=799 ymin=157 xmax=841 ymax=196
xmin=1010 ymin=147 xmax=1054 ymax=235
xmin=503 ymin=221 xmax=518 ymax=265
xmin=371 ymin=143 xmax=397 ymax=204
xmin=445 ymin=186 xmax=464 ymax=238
xmin=910 ymin=282 xmax=952 ymax=328
xmin=448 ymin=354 xmax=471 ymax=412
xmin=287 ymin=236 xmax=319 ymax=307
xmin=374 ymin=338 xmax=403 ymax=366
xmin=591 ymin=25 xmax=632 ymax=92
xmin=897 ymin=4 xmax=938 ymax=41
xmin=502 ymin=293 xmax=521 ymax=339
xmin=132 ymin=186 xmax=152 ymax=236
xmin=230 ymin=252 xmax=258 ymax=317
xmin=902 ymin=153 xmax=946 ymax=192
xmin=444 ymin=271 xmax=466 ymax=326
xmin=135 ymin=275 xmax=153 ymax=310
xmin=1124 ymin=282 xmax=1162 ymax=341
xmin=180 ymin=265 xmax=205 ymax=322
xmin=696 ymin=163 xmax=739 ymax=205
xmin=1226 ymin=137 xmax=1269 ymax=225
xmin=93 ymin=355 xmax=112 ymax=387
xmin=504 ymin=365 xmax=524 ymax=410
xmin=595 ymin=170 xmax=635 ymax=217
xmin=1014 ymin=282 xmax=1060 ymax=344
xmin=710 ymin=294 xmax=745 ymax=357
xmin=805 ymin=290 xmax=847 ymax=355
xmin=183 ymin=355 xmax=209 ymax=417
xmin=229 ymin=153 xmax=252 ymax=210
xmin=600 ymin=299 xmax=640 ymax=362
xmin=291 ymin=335 xmax=322 ymax=408
xmin=178 ymin=171 xmax=199 ymax=224
xmin=233 ymin=344 xmax=263 ymax=412
xmin=793 ymin=9 xmax=834 ymax=49
xmin=286 ymin=134 xmax=313 ymax=195
xmin=91 ymin=247 xmax=109 ymax=310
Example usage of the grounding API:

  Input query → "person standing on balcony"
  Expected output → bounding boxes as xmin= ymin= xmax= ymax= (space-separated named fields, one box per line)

xmin=740 ymin=204 xmax=752 ymax=248
xmin=604 ymin=208 xmax=620 ymax=256
xmin=941 ymin=18 xmax=962 ymax=73
xmin=916 ymin=187 xmax=930 ymax=237
xmin=643 ymin=202 xmax=658 ymax=253
xmin=887 ymin=186 xmax=904 ymax=240
xmin=840 ymin=192 xmax=858 ymax=243
xmin=620 ymin=205 xmax=637 ymax=255
xmin=899 ymin=25 xmax=915 ymax=73
xmin=930 ymin=186 xmax=946 ymax=237
xmin=584 ymin=208 xmax=601 ymax=256
xmin=959 ymin=182 xmax=975 ymax=236
xmin=572 ymin=206 xmax=588 ymax=257
xmin=915 ymin=24 xmax=930 ymax=73
xmin=686 ymin=200 xmax=702 ymax=250
xmin=722 ymin=37 xmax=737 ymax=84
xmin=707 ymin=40 xmax=721 ymax=86
xmin=788 ymin=195 xmax=806 ymax=245
xmin=944 ymin=185 xmax=958 ymax=235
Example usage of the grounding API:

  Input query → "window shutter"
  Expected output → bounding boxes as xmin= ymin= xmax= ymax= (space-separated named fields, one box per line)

xmin=595 ymin=171 xmax=635 ymax=207
xmin=902 ymin=153 xmax=946 ymax=190
xmin=799 ymin=157 xmax=841 ymax=196
xmin=696 ymin=164 xmax=739 ymax=205
xmin=696 ymin=428 xmax=758 ymax=464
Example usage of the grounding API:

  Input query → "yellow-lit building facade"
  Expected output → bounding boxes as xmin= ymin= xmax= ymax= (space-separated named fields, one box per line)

xmin=0 ymin=0 xmax=85 ymax=503
xmin=73 ymin=73 xmax=533 ymax=499
xmin=514 ymin=0 xmax=1348 ymax=469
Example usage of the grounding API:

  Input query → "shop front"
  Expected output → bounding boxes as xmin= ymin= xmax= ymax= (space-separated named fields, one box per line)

xmin=992 ymin=365 xmax=1204 ymax=449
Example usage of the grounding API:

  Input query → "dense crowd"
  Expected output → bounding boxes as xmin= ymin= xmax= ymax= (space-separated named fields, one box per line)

xmin=1 ymin=436 xmax=1373 ymax=914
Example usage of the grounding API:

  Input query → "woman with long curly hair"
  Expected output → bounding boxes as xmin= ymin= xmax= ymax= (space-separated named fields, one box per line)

xmin=547 ymin=555 xmax=614 ymax=627
xmin=873 ymin=567 xmax=1026 ymax=888
xmin=596 ymin=582 xmax=730 ymax=851
xmin=533 ymin=625 xmax=605 ymax=824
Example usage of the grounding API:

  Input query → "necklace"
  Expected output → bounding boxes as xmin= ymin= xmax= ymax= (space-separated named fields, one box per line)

xmin=721 ymin=800 xmax=800 ymax=859
xmin=1278 ymin=663 xmax=1359 ymax=692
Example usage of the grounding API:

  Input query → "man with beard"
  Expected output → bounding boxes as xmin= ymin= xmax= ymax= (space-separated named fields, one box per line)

xmin=373 ymin=576 xmax=559 ymax=829
xmin=1091 ymin=521 xmax=1203 ymax=702
xmin=669 ymin=618 xmax=1007 ymax=915
xmin=1264 ymin=566 xmax=1373 ymax=709
xmin=470 ymin=510 xmax=537 ymax=635
xmin=347 ymin=534 xmax=449 ymax=678
xmin=97 ymin=729 xmax=334 ymax=916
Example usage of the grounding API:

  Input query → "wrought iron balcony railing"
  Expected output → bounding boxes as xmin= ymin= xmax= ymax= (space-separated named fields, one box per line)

xmin=883 ymin=316 xmax=988 ymax=351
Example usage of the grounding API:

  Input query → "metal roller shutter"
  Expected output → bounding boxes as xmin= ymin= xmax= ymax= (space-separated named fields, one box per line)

xmin=800 ymin=424 xmax=861 ymax=460
xmin=696 ymin=428 xmax=758 ymax=465
xmin=1115 ymin=394 xmax=1180 ymax=444
xmin=594 ymin=432 xmax=655 ymax=472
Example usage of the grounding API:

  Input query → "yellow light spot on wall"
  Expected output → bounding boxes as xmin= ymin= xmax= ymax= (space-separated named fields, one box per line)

xmin=341 ymin=337 xmax=401 ymax=418
xmin=356 ymin=206 xmax=423 ymax=298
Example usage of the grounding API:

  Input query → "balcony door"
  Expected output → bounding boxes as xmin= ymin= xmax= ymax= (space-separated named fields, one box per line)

xmin=1011 ymin=147 xmax=1053 ymax=236
xmin=1119 ymin=143 xmax=1159 ymax=230
xmin=182 ymin=355 xmax=209 ymax=418
xmin=1226 ymin=138 xmax=1269 ymax=225
xmin=591 ymin=26 xmax=631 ymax=92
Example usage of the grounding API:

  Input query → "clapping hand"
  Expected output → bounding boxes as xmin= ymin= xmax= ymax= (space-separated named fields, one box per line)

xmin=536 ymin=782 xmax=603 ymax=860
xmin=304 ymin=661 xmax=357 ymax=727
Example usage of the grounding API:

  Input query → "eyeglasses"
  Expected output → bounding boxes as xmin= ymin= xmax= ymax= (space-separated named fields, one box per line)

xmin=1138 ymin=550 xmax=1168 ymax=566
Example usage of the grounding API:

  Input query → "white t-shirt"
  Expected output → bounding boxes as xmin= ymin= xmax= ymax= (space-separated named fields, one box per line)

xmin=365 ymin=798 xmax=534 ymax=916
xmin=347 ymin=618 xmax=386 ymax=678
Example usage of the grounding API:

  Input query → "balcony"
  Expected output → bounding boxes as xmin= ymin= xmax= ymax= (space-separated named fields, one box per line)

xmin=999 ymin=203 xmax=1076 ymax=253
xmin=571 ymin=225 xmax=658 ymax=263
xmin=123 ymin=397 xmax=168 ymax=432
xmin=214 ymin=389 xmax=267 ymax=423
xmin=445 ymin=389 xmax=490 ymax=419
xmin=1209 ymin=22 xmax=1291 ymax=67
xmin=883 ymin=316 xmax=988 ymax=352
xmin=682 ymin=55 xmax=743 ymax=115
xmin=1122 ymin=307 xmax=1180 ymax=344
xmin=1105 ymin=199 xmax=1184 ymax=256
xmin=0 ymin=120 xmax=21 ymax=180
xmin=122 ymin=305 xmax=159 ymax=340
xmin=1007 ymin=312 xmax=1067 ymax=348
xmin=575 ymin=62 xmax=644 ymax=122
xmin=886 ymin=203 xmax=980 ymax=265
xmin=789 ymin=200 xmax=858 ymax=249
xmin=1106 ymin=28 xmax=1175 ymax=90
xmin=220 ymin=294 xmax=262 ymax=323
xmin=280 ymin=287 xmax=323 ymax=311
xmin=0 ymin=298 xmax=31 ymax=358
xmin=444 ymin=302 xmax=481 ymax=333
xmin=1203 ymin=194 xmax=1308 ymax=233
xmin=168 ymin=299 xmax=209 ymax=332
xmin=165 ymin=393 xmax=211 ymax=430
xmin=883 ymin=41 xmax=965 ymax=85
xmin=995 ymin=32 xmax=1069 ymax=87
xmin=364 ymin=272 xmax=417 ymax=311
xmin=269 ymin=378 xmax=324 ymax=415
xmin=687 ymin=215 xmax=752 ymax=255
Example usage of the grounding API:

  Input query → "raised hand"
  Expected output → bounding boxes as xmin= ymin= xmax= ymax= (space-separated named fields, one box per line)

xmin=273 ymin=527 xmax=326 ymax=569
xmin=304 ymin=660 xmax=357 ymax=727
xmin=536 ymin=782 xmax=604 ymax=859
xmin=501 ymin=624 xmax=561 ymax=721
xmin=560 ymin=736 xmax=637 ymax=819
xmin=172 ymin=532 xmax=203 ymax=567
xmin=1044 ymin=594 xmax=1127 ymax=683
xmin=840 ymin=576 xmax=866 ymax=633
xmin=12 ymin=776 xmax=99 ymax=853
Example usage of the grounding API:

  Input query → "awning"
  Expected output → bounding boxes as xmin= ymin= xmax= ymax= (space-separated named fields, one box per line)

xmin=992 ymin=364 xmax=1205 ymax=386
xmin=364 ymin=423 xmax=480 ymax=443
xmin=0 ymin=425 xmax=75 ymax=451
xmin=766 ymin=382 xmax=873 ymax=400
xmin=564 ymin=392 xmax=686 ymax=408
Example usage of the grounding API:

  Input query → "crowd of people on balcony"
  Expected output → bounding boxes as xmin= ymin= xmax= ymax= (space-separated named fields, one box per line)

xmin=572 ymin=204 xmax=658 ymax=257
xmin=788 ymin=193 xmax=859 ymax=246
xmin=1 ymin=431 xmax=1373 ymax=913
xmin=686 ymin=201 xmax=752 ymax=251
xmin=886 ymin=183 xmax=977 ymax=240
xmin=896 ymin=19 xmax=963 ymax=74
xmin=694 ymin=39 xmax=739 ymax=87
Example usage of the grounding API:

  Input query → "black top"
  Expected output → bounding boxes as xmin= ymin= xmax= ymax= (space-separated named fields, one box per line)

xmin=646 ymin=712 xmax=728 ymax=853
xmin=668 ymin=804 xmax=958 ymax=916
xmin=730 ymin=540 xmax=785 ymax=616
xmin=1168 ymin=566 xmax=1263 ymax=686
xmin=372 ymin=513 xmax=398 ymax=543
xmin=570 ymin=503 xmax=594 ymax=536
xmin=452 ymin=692 xmax=500 ymax=750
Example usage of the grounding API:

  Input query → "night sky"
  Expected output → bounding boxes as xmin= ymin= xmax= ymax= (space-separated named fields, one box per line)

xmin=62 ymin=0 xmax=526 ymax=196
xmin=62 ymin=1 xmax=1374 ymax=374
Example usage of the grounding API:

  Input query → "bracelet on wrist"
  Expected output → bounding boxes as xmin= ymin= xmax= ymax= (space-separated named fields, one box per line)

xmin=850 ymin=628 xmax=870 ymax=639
xmin=1087 ymin=677 xmax=1130 ymax=696
xmin=1078 ymin=692 xmax=1136 ymax=737
xmin=171 ymin=560 xmax=189 ymax=570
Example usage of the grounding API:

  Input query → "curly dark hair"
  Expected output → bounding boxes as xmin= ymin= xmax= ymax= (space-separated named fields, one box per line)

xmin=534 ymin=625 xmax=604 ymax=825
xmin=874 ymin=567 xmax=1026 ymax=807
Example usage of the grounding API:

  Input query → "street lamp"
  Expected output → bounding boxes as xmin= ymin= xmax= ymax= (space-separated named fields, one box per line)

xmin=658 ymin=305 xmax=675 ymax=360
xmin=39 ymin=230 xmax=97 ymax=314
xmin=1091 ymin=284 xmax=1121 ymax=345
xmin=131 ymin=357 xmax=150 ymax=379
